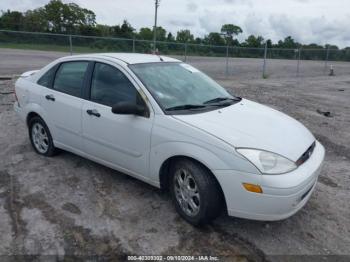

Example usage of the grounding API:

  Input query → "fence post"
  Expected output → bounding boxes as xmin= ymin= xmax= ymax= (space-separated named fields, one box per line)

xmin=297 ymin=48 xmax=301 ymax=77
xmin=132 ymin=36 xmax=136 ymax=53
xmin=324 ymin=46 xmax=330 ymax=75
xmin=225 ymin=45 xmax=229 ymax=78
xmin=262 ymin=41 xmax=268 ymax=78
xmin=69 ymin=35 xmax=73 ymax=55
xmin=184 ymin=43 xmax=188 ymax=62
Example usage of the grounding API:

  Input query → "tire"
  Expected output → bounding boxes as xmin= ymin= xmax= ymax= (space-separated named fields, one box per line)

xmin=28 ymin=116 xmax=57 ymax=157
xmin=170 ymin=159 xmax=224 ymax=226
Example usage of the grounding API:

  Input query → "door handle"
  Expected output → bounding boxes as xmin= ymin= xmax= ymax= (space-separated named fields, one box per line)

xmin=86 ymin=109 xmax=101 ymax=117
xmin=45 ymin=94 xmax=55 ymax=101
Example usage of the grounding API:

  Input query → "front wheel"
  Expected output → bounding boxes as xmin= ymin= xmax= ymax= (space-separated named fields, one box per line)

xmin=170 ymin=159 xmax=224 ymax=226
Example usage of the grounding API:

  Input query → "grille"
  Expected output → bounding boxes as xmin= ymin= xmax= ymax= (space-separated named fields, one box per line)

xmin=296 ymin=141 xmax=316 ymax=166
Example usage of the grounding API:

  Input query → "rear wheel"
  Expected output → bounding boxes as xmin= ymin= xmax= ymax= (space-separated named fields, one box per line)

xmin=28 ymin=116 xmax=56 ymax=156
xmin=170 ymin=159 xmax=224 ymax=226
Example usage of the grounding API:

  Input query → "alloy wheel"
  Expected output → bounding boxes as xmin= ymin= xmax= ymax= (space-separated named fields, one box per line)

xmin=174 ymin=168 xmax=201 ymax=217
xmin=31 ymin=122 xmax=49 ymax=154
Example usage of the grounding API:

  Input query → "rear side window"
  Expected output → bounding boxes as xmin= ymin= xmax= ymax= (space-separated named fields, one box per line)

xmin=53 ymin=61 xmax=89 ymax=97
xmin=90 ymin=62 xmax=137 ymax=107
xmin=37 ymin=66 xmax=57 ymax=88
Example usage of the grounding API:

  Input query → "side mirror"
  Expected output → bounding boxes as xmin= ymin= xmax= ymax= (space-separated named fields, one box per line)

xmin=111 ymin=101 xmax=145 ymax=116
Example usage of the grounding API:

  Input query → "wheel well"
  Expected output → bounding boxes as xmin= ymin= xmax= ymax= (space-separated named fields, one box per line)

xmin=159 ymin=156 xmax=227 ymax=210
xmin=26 ymin=112 xmax=41 ymax=126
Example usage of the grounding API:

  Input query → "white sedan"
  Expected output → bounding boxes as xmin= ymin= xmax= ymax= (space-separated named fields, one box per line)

xmin=14 ymin=53 xmax=325 ymax=225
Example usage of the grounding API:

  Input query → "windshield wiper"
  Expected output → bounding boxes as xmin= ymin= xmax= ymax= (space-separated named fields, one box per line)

xmin=203 ymin=96 xmax=241 ymax=105
xmin=165 ymin=97 xmax=242 ymax=111
xmin=165 ymin=104 xmax=207 ymax=111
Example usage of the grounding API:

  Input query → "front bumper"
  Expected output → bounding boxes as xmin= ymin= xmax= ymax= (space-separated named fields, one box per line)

xmin=213 ymin=140 xmax=325 ymax=221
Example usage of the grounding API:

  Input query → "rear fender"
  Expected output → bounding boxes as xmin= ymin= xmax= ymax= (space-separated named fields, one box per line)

xmin=24 ymin=103 xmax=53 ymax=133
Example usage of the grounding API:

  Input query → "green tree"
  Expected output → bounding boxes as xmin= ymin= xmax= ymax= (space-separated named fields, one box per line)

xmin=43 ymin=0 xmax=96 ymax=33
xmin=204 ymin=32 xmax=225 ymax=46
xmin=111 ymin=20 xmax=134 ymax=38
xmin=43 ymin=0 xmax=67 ymax=32
xmin=139 ymin=27 xmax=153 ymax=40
xmin=23 ymin=9 xmax=47 ymax=32
xmin=139 ymin=26 xmax=165 ymax=41
xmin=277 ymin=36 xmax=300 ymax=49
xmin=325 ymin=44 xmax=339 ymax=50
xmin=94 ymin=24 xmax=112 ymax=36
xmin=194 ymin=37 xmax=202 ymax=44
xmin=243 ymin=35 xmax=264 ymax=48
xmin=155 ymin=26 xmax=166 ymax=41
xmin=221 ymin=24 xmax=242 ymax=45
xmin=167 ymin=32 xmax=175 ymax=42
xmin=120 ymin=20 xmax=134 ymax=38
xmin=266 ymin=39 xmax=273 ymax=48
xmin=176 ymin=29 xmax=194 ymax=43
xmin=303 ymin=43 xmax=323 ymax=49
xmin=0 ymin=10 xmax=24 ymax=30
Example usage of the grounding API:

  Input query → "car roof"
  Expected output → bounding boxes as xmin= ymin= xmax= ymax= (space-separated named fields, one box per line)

xmin=67 ymin=53 xmax=181 ymax=65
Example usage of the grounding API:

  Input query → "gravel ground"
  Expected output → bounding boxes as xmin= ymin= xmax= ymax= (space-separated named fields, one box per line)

xmin=0 ymin=48 xmax=350 ymax=261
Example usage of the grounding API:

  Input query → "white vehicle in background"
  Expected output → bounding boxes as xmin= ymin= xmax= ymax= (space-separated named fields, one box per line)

xmin=14 ymin=53 xmax=325 ymax=225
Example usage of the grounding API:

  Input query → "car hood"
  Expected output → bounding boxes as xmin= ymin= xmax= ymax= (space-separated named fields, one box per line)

xmin=173 ymin=99 xmax=315 ymax=161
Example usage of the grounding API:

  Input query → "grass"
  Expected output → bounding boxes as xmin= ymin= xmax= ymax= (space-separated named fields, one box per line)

xmin=0 ymin=42 xmax=125 ymax=53
xmin=0 ymin=42 xmax=70 ymax=52
xmin=0 ymin=42 xmax=190 ymax=57
xmin=0 ymin=42 xmax=208 ymax=57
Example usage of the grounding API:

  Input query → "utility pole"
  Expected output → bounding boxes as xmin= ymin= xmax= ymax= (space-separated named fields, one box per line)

xmin=153 ymin=0 xmax=160 ymax=53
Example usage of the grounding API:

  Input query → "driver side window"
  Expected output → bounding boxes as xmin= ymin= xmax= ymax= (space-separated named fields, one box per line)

xmin=90 ymin=62 xmax=138 ymax=107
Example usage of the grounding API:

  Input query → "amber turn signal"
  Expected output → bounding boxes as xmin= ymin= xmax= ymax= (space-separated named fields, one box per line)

xmin=243 ymin=183 xmax=263 ymax=194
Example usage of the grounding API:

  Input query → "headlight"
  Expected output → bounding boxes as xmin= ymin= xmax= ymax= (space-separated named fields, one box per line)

xmin=236 ymin=148 xmax=297 ymax=174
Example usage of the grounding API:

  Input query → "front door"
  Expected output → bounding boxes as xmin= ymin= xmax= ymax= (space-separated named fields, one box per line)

xmin=82 ymin=62 xmax=153 ymax=179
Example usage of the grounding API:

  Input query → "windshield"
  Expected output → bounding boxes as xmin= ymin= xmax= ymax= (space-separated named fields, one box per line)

xmin=129 ymin=62 xmax=235 ymax=112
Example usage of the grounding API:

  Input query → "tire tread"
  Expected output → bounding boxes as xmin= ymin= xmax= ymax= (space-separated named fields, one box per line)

xmin=170 ymin=158 xmax=224 ymax=226
xmin=28 ymin=116 xmax=57 ymax=157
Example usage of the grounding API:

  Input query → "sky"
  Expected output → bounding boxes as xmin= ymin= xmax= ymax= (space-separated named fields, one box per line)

xmin=1 ymin=0 xmax=350 ymax=47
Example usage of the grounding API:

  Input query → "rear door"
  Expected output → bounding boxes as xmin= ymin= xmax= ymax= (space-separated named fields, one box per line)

xmin=81 ymin=61 xmax=154 ymax=179
xmin=41 ymin=61 xmax=89 ymax=151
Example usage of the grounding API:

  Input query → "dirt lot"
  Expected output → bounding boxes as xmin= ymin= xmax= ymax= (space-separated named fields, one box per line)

xmin=0 ymin=48 xmax=350 ymax=261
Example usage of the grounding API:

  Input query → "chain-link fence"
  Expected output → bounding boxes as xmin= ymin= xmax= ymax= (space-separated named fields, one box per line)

xmin=1 ymin=29 xmax=349 ymax=79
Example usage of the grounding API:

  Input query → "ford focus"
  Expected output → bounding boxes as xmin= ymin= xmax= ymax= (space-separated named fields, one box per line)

xmin=14 ymin=53 xmax=325 ymax=225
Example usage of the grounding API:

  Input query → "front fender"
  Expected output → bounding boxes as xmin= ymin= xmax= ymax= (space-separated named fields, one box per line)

xmin=149 ymin=115 xmax=260 ymax=186
xmin=149 ymin=141 xmax=239 ymax=185
xmin=150 ymin=142 xmax=229 ymax=180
